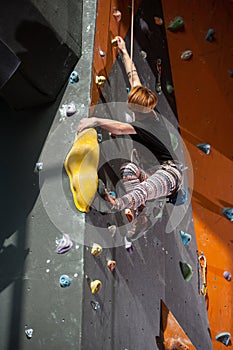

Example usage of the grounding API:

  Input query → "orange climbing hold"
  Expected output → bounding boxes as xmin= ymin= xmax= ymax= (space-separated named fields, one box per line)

xmin=64 ymin=128 xmax=100 ymax=212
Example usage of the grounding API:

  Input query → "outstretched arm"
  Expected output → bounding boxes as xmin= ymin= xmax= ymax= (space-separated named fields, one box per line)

xmin=115 ymin=36 xmax=141 ymax=88
xmin=77 ymin=117 xmax=136 ymax=135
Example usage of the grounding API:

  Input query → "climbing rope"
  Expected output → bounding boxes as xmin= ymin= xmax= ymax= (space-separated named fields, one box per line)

xmin=198 ymin=252 xmax=208 ymax=296
xmin=130 ymin=0 xmax=135 ymax=86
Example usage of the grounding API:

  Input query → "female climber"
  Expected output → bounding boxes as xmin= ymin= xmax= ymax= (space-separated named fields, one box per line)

xmin=77 ymin=36 xmax=183 ymax=224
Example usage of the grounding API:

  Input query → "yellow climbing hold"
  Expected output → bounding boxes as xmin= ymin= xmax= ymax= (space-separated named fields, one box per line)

xmin=64 ymin=128 xmax=100 ymax=212
xmin=90 ymin=280 xmax=102 ymax=294
xmin=91 ymin=243 xmax=103 ymax=257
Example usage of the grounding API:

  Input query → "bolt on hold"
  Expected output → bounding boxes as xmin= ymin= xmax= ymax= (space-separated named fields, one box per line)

xmin=36 ymin=162 xmax=43 ymax=171
xmin=113 ymin=9 xmax=121 ymax=22
xmin=154 ymin=16 xmax=163 ymax=26
xmin=181 ymin=50 xmax=193 ymax=60
xmin=56 ymin=233 xmax=73 ymax=254
xmin=96 ymin=75 xmax=106 ymax=87
xmin=59 ymin=275 xmax=71 ymax=288
xmin=111 ymin=38 xmax=118 ymax=47
xmin=216 ymin=332 xmax=231 ymax=346
xmin=69 ymin=71 xmax=79 ymax=84
xmin=107 ymin=260 xmax=116 ymax=272
xmin=91 ymin=243 xmax=103 ymax=257
xmin=197 ymin=143 xmax=211 ymax=154
xmin=90 ymin=300 xmax=100 ymax=310
xmin=167 ymin=16 xmax=184 ymax=31
xmin=223 ymin=271 xmax=232 ymax=281
xmin=25 ymin=328 xmax=34 ymax=339
xmin=180 ymin=231 xmax=192 ymax=246
xmin=205 ymin=28 xmax=215 ymax=42
xmin=222 ymin=208 xmax=233 ymax=221
xmin=90 ymin=279 xmax=102 ymax=294
xmin=179 ymin=261 xmax=193 ymax=281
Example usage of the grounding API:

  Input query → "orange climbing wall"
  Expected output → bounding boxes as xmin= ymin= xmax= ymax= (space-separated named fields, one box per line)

xmin=162 ymin=1 xmax=233 ymax=349
xmin=91 ymin=0 xmax=142 ymax=106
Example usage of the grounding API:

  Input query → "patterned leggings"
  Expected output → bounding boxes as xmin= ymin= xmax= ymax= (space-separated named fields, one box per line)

xmin=112 ymin=162 xmax=182 ymax=211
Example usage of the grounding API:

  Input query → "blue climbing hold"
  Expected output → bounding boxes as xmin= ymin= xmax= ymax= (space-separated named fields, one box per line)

xmin=180 ymin=231 xmax=192 ymax=246
xmin=216 ymin=332 xmax=231 ymax=346
xmin=205 ymin=28 xmax=215 ymax=42
xmin=222 ymin=208 xmax=233 ymax=221
xmin=168 ymin=187 xmax=187 ymax=206
xmin=69 ymin=71 xmax=79 ymax=84
xmin=197 ymin=143 xmax=211 ymax=154
xmin=59 ymin=275 xmax=71 ymax=288
xmin=109 ymin=191 xmax=116 ymax=198
xmin=126 ymin=87 xmax=130 ymax=94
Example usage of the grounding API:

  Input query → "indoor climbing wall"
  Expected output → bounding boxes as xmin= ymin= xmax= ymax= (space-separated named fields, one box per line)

xmin=81 ymin=0 xmax=212 ymax=349
xmin=162 ymin=0 xmax=233 ymax=349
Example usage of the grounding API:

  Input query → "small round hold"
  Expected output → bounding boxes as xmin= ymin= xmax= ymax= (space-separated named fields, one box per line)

xmin=107 ymin=260 xmax=116 ymax=272
xmin=166 ymin=84 xmax=174 ymax=94
xmin=223 ymin=271 xmax=231 ymax=281
xmin=90 ymin=280 xmax=102 ymax=294
xmin=69 ymin=71 xmax=79 ymax=84
xmin=154 ymin=16 xmax=163 ymax=25
xmin=140 ymin=50 xmax=147 ymax=59
xmin=59 ymin=274 xmax=71 ymax=288
xmin=66 ymin=102 xmax=76 ymax=117
xmin=113 ymin=9 xmax=122 ymax=22
xmin=36 ymin=162 xmax=43 ymax=171
xmin=99 ymin=49 xmax=105 ymax=57
xmin=109 ymin=191 xmax=116 ymax=198
xmin=181 ymin=50 xmax=193 ymax=60
xmin=25 ymin=328 xmax=34 ymax=339
xmin=96 ymin=75 xmax=106 ymax=86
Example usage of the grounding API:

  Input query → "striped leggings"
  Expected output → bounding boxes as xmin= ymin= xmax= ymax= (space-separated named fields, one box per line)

xmin=112 ymin=162 xmax=182 ymax=211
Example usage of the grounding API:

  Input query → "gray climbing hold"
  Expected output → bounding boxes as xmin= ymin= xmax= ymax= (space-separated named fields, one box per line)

xmin=179 ymin=262 xmax=193 ymax=281
xmin=216 ymin=332 xmax=231 ymax=346
xmin=69 ymin=71 xmax=79 ymax=83
xmin=25 ymin=328 xmax=34 ymax=339
xmin=222 ymin=208 xmax=233 ymax=221
xmin=180 ymin=231 xmax=192 ymax=246
xmin=197 ymin=143 xmax=211 ymax=154
xmin=56 ymin=234 xmax=73 ymax=254
xmin=223 ymin=271 xmax=231 ymax=281
xmin=90 ymin=300 xmax=100 ymax=310
xmin=59 ymin=275 xmax=71 ymax=288
xmin=36 ymin=162 xmax=43 ymax=171
xmin=205 ymin=28 xmax=215 ymax=42
xmin=107 ymin=224 xmax=117 ymax=237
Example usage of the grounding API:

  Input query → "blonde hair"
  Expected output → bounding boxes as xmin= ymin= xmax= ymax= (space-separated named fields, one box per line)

xmin=128 ymin=86 xmax=158 ymax=110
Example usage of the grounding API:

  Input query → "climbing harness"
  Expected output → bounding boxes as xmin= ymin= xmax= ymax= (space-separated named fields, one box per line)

xmin=198 ymin=252 xmax=208 ymax=296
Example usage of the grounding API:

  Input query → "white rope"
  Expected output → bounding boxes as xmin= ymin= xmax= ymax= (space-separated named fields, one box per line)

xmin=130 ymin=0 xmax=135 ymax=86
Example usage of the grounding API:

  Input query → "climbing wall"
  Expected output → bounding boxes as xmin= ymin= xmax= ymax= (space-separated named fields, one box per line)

xmin=81 ymin=0 xmax=212 ymax=349
xmin=162 ymin=1 xmax=233 ymax=349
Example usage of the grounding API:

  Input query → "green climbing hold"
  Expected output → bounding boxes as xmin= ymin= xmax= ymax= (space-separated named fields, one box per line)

xmin=166 ymin=83 xmax=174 ymax=94
xmin=179 ymin=262 xmax=193 ymax=281
xmin=167 ymin=16 xmax=184 ymax=32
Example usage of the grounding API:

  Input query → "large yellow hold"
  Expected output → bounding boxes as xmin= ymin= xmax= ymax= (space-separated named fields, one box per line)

xmin=64 ymin=128 xmax=100 ymax=212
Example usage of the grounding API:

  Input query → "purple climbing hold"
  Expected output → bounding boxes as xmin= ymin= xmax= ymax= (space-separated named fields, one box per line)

xmin=205 ymin=28 xmax=215 ymax=42
xmin=59 ymin=274 xmax=71 ymax=288
xmin=124 ymin=237 xmax=134 ymax=254
xmin=216 ymin=332 xmax=231 ymax=346
xmin=56 ymin=234 xmax=73 ymax=254
xmin=223 ymin=271 xmax=232 ymax=281
xmin=197 ymin=143 xmax=211 ymax=155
